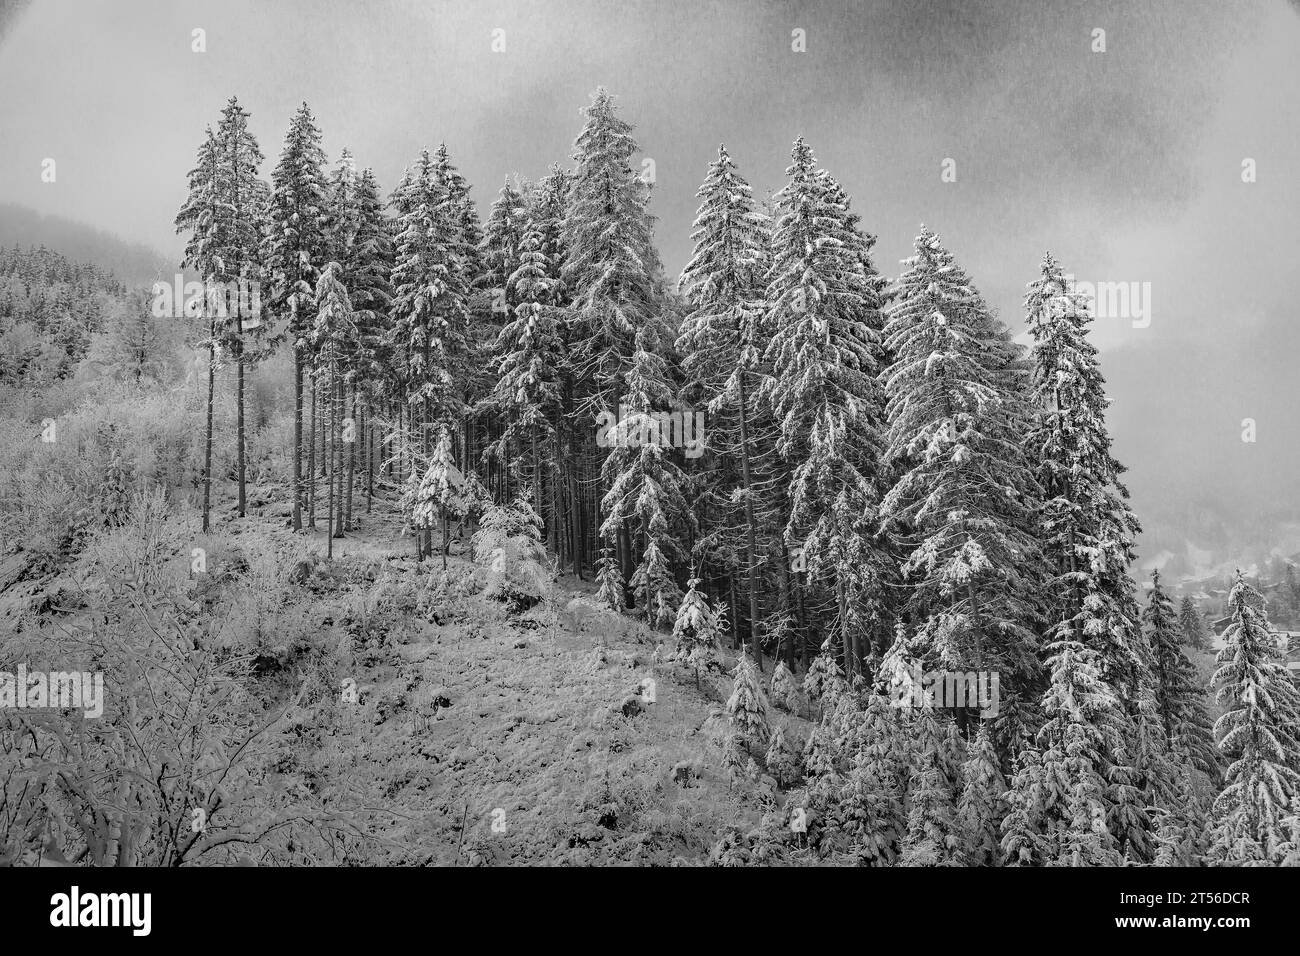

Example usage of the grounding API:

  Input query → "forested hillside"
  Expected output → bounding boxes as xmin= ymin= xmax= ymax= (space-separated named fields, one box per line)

xmin=1 ymin=87 xmax=1296 ymax=867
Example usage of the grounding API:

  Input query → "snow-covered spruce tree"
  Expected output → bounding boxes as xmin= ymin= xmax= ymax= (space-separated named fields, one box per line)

xmin=594 ymin=546 xmax=625 ymax=612
xmin=561 ymin=89 xmax=665 ymax=590
xmin=312 ymin=262 xmax=359 ymax=558
xmin=390 ymin=150 xmax=470 ymax=454
xmin=562 ymin=87 xmax=659 ymax=415
xmin=677 ymin=144 xmax=775 ymax=669
xmin=629 ymin=537 xmax=681 ymax=630
xmin=1207 ymin=573 xmax=1300 ymax=864
xmin=770 ymin=659 xmax=800 ymax=713
xmin=1000 ymin=749 xmax=1048 ymax=865
xmin=212 ymin=96 xmax=267 ymax=521
xmin=1023 ymin=637 xmax=1129 ymax=865
xmin=899 ymin=709 xmax=962 ymax=866
xmin=764 ymin=721 xmax=804 ymax=788
xmin=726 ymin=650 xmax=771 ymax=756
xmin=343 ymin=167 xmax=396 ymax=515
xmin=173 ymin=126 xmax=223 ymax=534
xmin=839 ymin=694 xmax=906 ymax=865
xmin=762 ymin=140 xmax=890 ymax=678
xmin=599 ymin=325 xmax=687 ymax=628
xmin=1145 ymin=570 xmax=1219 ymax=781
xmin=1152 ymin=763 xmax=1209 ymax=866
xmin=1179 ymin=595 xmax=1211 ymax=651
xmin=1024 ymin=253 xmax=1146 ymax=697
xmin=957 ymin=721 xmax=1007 ymax=865
xmin=430 ymin=144 xmax=487 ymax=430
xmin=480 ymin=178 xmax=528 ymax=319
xmin=411 ymin=427 xmax=463 ymax=569
xmin=881 ymin=229 xmax=1041 ymax=690
xmin=471 ymin=496 xmax=550 ymax=613
xmin=432 ymin=143 xmax=485 ymax=294
xmin=671 ymin=576 xmax=723 ymax=680
xmin=326 ymin=148 xmax=360 ymax=266
xmin=490 ymin=199 xmax=562 ymax=527
xmin=803 ymin=641 xmax=848 ymax=716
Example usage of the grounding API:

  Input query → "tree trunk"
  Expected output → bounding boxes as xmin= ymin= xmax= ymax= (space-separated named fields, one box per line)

xmin=202 ymin=322 xmax=216 ymax=534
xmin=736 ymin=370 xmax=763 ymax=672
xmin=292 ymin=342 xmax=303 ymax=531
xmin=326 ymin=376 xmax=336 ymax=559
xmin=307 ymin=375 xmax=317 ymax=528
xmin=441 ymin=513 xmax=449 ymax=570
xmin=236 ymin=334 xmax=246 ymax=517
xmin=345 ymin=385 xmax=356 ymax=531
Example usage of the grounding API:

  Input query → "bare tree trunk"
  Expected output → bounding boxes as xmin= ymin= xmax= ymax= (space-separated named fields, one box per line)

xmin=202 ymin=321 xmax=216 ymax=534
xmin=366 ymin=400 xmax=375 ymax=513
xmin=736 ymin=372 xmax=763 ymax=671
xmin=441 ymin=513 xmax=449 ymax=570
xmin=345 ymin=386 xmax=356 ymax=531
xmin=292 ymin=342 xmax=303 ymax=531
xmin=236 ymin=334 xmax=246 ymax=518
xmin=334 ymin=378 xmax=346 ymax=541
xmin=307 ymin=374 xmax=317 ymax=528
xmin=326 ymin=376 xmax=337 ymax=559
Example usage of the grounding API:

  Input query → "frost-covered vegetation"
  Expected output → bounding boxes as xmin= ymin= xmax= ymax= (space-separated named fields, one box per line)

xmin=0 ymin=88 xmax=1295 ymax=867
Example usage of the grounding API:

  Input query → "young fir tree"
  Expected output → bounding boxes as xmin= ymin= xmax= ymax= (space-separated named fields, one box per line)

xmin=762 ymin=140 xmax=890 ymax=678
xmin=671 ymin=577 xmax=723 ymax=680
xmin=411 ymin=428 xmax=463 ymax=569
xmin=678 ymin=144 xmax=774 ymax=669
xmin=957 ymin=721 xmax=1007 ymax=865
xmin=881 ymin=229 xmax=1040 ymax=688
xmin=1179 ymin=595 xmax=1211 ymax=651
xmin=594 ymin=546 xmax=625 ymax=612
xmin=803 ymin=641 xmax=849 ymax=715
xmin=769 ymin=659 xmax=800 ymax=713
xmin=1024 ymin=638 xmax=1128 ymax=865
xmin=1145 ymin=570 xmax=1219 ymax=781
xmin=839 ymin=694 xmax=906 ymax=865
xmin=899 ymin=709 xmax=962 ymax=866
xmin=1151 ymin=763 xmax=1209 ymax=866
xmin=726 ymin=650 xmax=772 ymax=755
xmin=1000 ymin=749 xmax=1049 ymax=866
xmin=1207 ymin=573 xmax=1300 ymax=864
xmin=765 ymin=722 xmax=804 ymax=788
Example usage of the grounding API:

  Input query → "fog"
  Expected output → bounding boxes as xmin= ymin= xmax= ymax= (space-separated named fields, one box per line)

xmin=2 ymin=0 xmax=1297 ymax=571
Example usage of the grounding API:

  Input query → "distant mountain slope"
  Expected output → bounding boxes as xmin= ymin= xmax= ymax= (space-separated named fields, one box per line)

xmin=0 ymin=203 xmax=172 ymax=287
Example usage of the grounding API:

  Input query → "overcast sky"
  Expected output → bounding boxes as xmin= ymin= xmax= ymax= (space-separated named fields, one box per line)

xmin=2 ymin=0 xmax=1298 ymax=566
